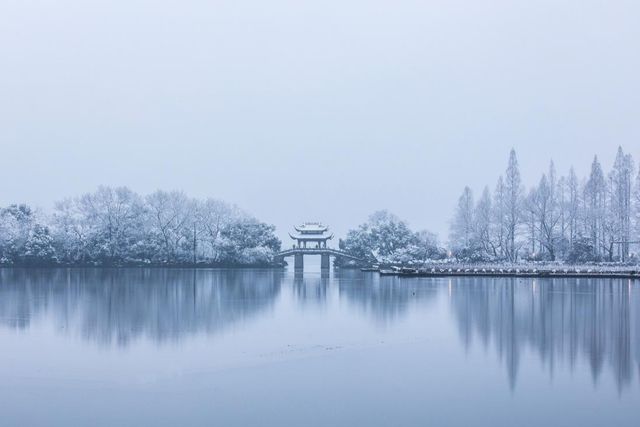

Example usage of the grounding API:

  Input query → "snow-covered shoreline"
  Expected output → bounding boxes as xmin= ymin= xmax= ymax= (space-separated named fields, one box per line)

xmin=373 ymin=263 xmax=640 ymax=279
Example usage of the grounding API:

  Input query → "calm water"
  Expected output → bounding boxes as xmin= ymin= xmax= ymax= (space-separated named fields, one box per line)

xmin=0 ymin=267 xmax=638 ymax=426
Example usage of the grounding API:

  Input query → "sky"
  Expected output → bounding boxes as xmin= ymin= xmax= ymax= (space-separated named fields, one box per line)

xmin=1 ymin=0 xmax=639 ymax=242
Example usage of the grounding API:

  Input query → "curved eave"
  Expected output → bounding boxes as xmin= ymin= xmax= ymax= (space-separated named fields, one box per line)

xmin=289 ymin=233 xmax=334 ymax=240
xmin=294 ymin=225 xmax=329 ymax=233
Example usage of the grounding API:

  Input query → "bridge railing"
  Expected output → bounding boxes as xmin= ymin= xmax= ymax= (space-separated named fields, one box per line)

xmin=275 ymin=247 xmax=363 ymax=261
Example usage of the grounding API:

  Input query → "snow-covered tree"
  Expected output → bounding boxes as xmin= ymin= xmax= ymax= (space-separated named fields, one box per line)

xmin=584 ymin=156 xmax=607 ymax=260
xmin=449 ymin=186 xmax=475 ymax=253
xmin=447 ymin=147 xmax=640 ymax=263
xmin=411 ymin=230 xmax=444 ymax=263
xmin=52 ymin=198 xmax=92 ymax=263
xmin=193 ymin=198 xmax=240 ymax=262
xmin=532 ymin=173 xmax=561 ymax=260
xmin=144 ymin=190 xmax=193 ymax=262
xmin=566 ymin=167 xmax=581 ymax=250
xmin=492 ymin=176 xmax=508 ymax=260
xmin=365 ymin=211 xmax=418 ymax=259
xmin=217 ymin=217 xmax=281 ymax=264
xmin=474 ymin=186 xmax=496 ymax=259
xmin=504 ymin=149 xmax=524 ymax=261
xmin=0 ymin=204 xmax=36 ymax=263
xmin=27 ymin=187 xmax=281 ymax=266
xmin=340 ymin=210 xmax=442 ymax=264
xmin=634 ymin=169 xmax=640 ymax=253
xmin=523 ymin=187 xmax=538 ymax=258
xmin=78 ymin=186 xmax=146 ymax=262
xmin=608 ymin=147 xmax=634 ymax=260
xmin=557 ymin=175 xmax=568 ymax=258
xmin=23 ymin=224 xmax=57 ymax=265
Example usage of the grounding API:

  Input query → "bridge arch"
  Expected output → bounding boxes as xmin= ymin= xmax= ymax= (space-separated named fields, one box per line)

xmin=275 ymin=248 xmax=363 ymax=271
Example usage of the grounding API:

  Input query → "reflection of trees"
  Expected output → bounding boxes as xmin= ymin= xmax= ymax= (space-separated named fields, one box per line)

xmin=450 ymin=277 xmax=639 ymax=392
xmin=0 ymin=268 xmax=281 ymax=346
xmin=337 ymin=270 xmax=439 ymax=324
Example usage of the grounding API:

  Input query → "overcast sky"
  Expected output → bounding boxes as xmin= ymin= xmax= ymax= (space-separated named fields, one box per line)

xmin=1 ymin=0 xmax=639 ymax=241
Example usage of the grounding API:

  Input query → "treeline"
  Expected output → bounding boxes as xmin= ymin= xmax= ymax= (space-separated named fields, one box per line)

xmin=0 ymin=187 xmax=281 ymax=266
xmin=339 ymin=210 xmax=445 ymax=265
xmin=449 ymin=147 xmax=638 ymax=263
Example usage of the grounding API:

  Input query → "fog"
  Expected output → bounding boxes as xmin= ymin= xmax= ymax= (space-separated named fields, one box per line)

xmin=1 ymin=0 xmax=638 ymax=240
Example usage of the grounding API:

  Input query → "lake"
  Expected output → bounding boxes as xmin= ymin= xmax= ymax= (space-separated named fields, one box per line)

xmin=0 ymin=267 xmax=638 ymax=426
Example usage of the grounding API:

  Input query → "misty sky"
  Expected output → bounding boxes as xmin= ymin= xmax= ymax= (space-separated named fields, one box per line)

xmin=1 ymin=0 xmax=639 ymax=241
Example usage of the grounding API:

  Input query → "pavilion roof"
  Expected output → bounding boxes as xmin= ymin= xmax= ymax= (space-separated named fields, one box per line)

xmin=289 ymin=232 xmax=334 ymax=241
xmin=294 ymin=223 xmax=329 ymax=233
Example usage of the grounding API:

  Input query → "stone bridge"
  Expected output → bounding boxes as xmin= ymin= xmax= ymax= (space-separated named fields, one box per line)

xmin=274 ymin=248 xmax=363 ymax=270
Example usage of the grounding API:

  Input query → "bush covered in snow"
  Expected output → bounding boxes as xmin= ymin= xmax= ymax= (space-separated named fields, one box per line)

xmin=338 ymin=210 xmax=445 ymax=266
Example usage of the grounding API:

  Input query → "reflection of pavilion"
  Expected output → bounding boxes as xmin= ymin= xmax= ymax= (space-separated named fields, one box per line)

xmin=293 ymin=274 xmax=330 ymax=305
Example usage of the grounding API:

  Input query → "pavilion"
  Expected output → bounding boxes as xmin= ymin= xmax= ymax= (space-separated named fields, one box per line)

xmin=274 ymin=223 xmax=362 ymax=272
xmin=289 ymin=222 xmax=334 ymax=249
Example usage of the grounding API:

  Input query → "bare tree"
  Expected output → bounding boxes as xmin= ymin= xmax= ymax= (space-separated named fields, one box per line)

xmin=76 ymin=186 xmax=145 ymax=262
xmin=492 ymin=176 xmax=507 ymax=260
xmin=608 ymin=147 xmax=634 ymax=260
xmin=145 ymin=190 xmax=193 ymax=261
xmin=194 ymin=198 xmax=240 ymax=262
xmin=523 ymin=187 xmax=538 ymax=257
xmin=475 ymin=186 xmax=496 ymax=259
xmin=449 ymin=186 xmax=475 ymax=252
xmin=532 ymin=174 xmax=561 ymax=260
xmin=566 ymin=167 xmax=580 ymax=250
xmin=634 ymin=169 xmax=640 ymax=253
xmin=584 ymin=156 xmax=606 ymax=259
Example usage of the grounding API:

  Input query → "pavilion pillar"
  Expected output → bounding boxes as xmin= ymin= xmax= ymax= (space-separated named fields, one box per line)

xmin=321 ymin=253 xmax=330 ymax=270
xmin=294 ymin=253 xmax=304 ymax=271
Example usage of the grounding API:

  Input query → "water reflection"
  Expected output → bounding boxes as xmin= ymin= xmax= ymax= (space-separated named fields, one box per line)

xmin=292 ymin=273 xmax=330 ymax=305
xmin=449 ymin=277 xmax=640 ymax=391
xmin=337 ymin=271 xmax=439 ymax=324
xmin=0 ymin=268 xmax=282 ymax=346
xmin=0 ymin=268 xmax=638 ymax=394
